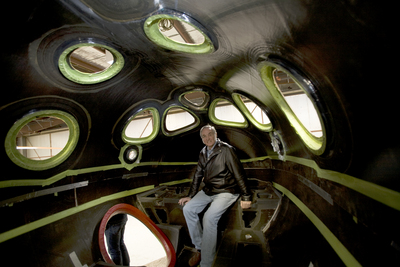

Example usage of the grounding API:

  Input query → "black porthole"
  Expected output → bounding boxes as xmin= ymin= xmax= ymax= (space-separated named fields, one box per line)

xmin=29 ymin=26 xmax=139 ymax=93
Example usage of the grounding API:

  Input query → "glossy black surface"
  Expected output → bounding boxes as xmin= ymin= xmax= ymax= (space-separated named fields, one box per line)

xmin=1 ymin=0 xmax=399 ymax=266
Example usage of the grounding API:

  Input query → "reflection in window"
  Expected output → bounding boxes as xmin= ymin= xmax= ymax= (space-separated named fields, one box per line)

xmin=273 ymin=70 xmax=322 ymax=137
xmin=16 ymin=117 xmax=69 ymax=160
xmin=69 ymin=46 xmax=115 ymax=74
xmin=144 ymin=14 xmax=215 ymax=54
xmin=214 ymin=99 xmax=245 ymax=123
xmin=105 ymin=215 xmax=167 ymax=267
xmin=125 ymin=109 xmax=154 ymax=138
xmin=158 ymin=18 xmax=205 ymax=45
xmin=127 ymin=148 xmax=138 ymax=162
xmin=183 ymin=91 xmax=208 ymax=107
xmin=165 ymin=107 xmax=196 ymax=131
xmin=238 ymin=95 xmax=270 ymax=125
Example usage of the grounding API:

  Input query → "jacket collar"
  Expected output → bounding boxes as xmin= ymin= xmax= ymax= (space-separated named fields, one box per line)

xmin=202 ymin=139 xmax=221 ymax=157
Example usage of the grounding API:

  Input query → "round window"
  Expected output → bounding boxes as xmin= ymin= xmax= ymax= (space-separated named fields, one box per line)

xmin=5 ymin=110 xmax=79 ymax=170
xmin=144 ymin=14 xmax=215 ymax=54
xmin=58 ymin=43 xmax=124 ymax=84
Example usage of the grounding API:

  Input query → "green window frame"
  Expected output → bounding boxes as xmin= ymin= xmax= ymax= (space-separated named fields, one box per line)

xmin=162 ymin=106 xmax=200 ymax=136
xmin=209 ymin=98 xmax=248 ymax=128
xmin=258 ymin=61 xmax=326 ymax=155
xmin=144 ymin=14 xmax=215 ymax=54
xmin=5 ymin=110 xmax=79 ymax=171
xmin=58 ymin=43 xmax=124 ymax=84
xmin=232 ymin=93 xmax=273 ymax=132
xmin=122 ymin=107 xmax=160 ymax=145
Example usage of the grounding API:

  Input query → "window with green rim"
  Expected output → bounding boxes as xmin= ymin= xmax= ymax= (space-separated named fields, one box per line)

xmin=58 ymin=43 xmax=124 ymax=84
xmin=179 ymin=90 xmax=210 ymax=110
xmin=5 ymin=110 xmax=79 ymax=171
xmin=144 ymin=14 xmax=215 ymax=54
xmin=232 ymin=93 xmax=272 ymax=131
xmin=163 ymin=106 xmax=199 ymax=136
xmin=209 ymin=98 xmax=248 ymax=128
xmin=123 ymin=108 xmax=160 ymax=144
xmin=258 ymin=61 xmax=325 ymax=154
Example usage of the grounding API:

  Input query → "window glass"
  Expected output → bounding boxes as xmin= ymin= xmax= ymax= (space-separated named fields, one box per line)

xmin=125 ymin=109 xmax=154 ymax=138
xmin=58 ymin=43 xmax=124 ymax=84
xmin=16 ymin=117 xmax=70 ymax=160
xmin=69 ymin=46 xmax=114 ymax=74
xmin=104 ymin=215 xmax=168 ymax=266
xmin=258 ymin=61 xmax=325 ymax=154
xmin=183 ymin=91 xmax=208 ymax=107
xmin=273 ymin=70 xmax=322 ymax=137
xmin=214 ymin=99 xmax=245 ymax=123
xmin=233 ymin=94 xmax=272 ymax=131
xmin=99 ymin=204 xmax=175 ymax=267
xmin=165 ymin=107 xmax=196 ymax=131
xmin=144 ymin=14 xmax=215 ymax=54
xmin=158 ymin=19 xmax=205 ymax=45
xmin=239 ymin=95 xmax=270 ymax=125
xmin=5 ymin=110 xmax=79 ymax=170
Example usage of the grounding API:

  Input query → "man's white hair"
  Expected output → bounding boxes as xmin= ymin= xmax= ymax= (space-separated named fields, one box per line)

xmin=200 ymin=124 xmax=217 ymax=137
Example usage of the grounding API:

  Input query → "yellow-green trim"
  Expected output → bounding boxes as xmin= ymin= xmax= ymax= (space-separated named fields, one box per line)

xmin=160 ymin=178 xmax=193 ymax=186
xmin=4 ymin=110 xmax=79 ymax=171
xmin=273 ymin=182 xmax=362 ymax=267
xmin=178 ymin=90 xmax=210 ymax=111
xmin=58 ymin=43 xmax=124 ymax=84
xmin=209 ymin=98 xmax=248 ymax=128
xmin=0 ymin=162 xmax=198 ymax=188
xmin=118 ymin=144 xmax=143 ymax=170
xmin=258 ymin=61 xmax=326 ymax=155
xmin=1 ymin=156 xmax=399 ymax=211
xmin=232 ymin=93 xmax=273 ymax=132
xmin=122 ymin=107 xmax=160 ymax=145
xmin=0 ymin=185 xmax=154 ymax=243
xmin=144 ymin=14 xmax=215 ymax=54
xmin=1 ymin=153 xmax=400 ymax=251
xmin=283 ymin=155 xmax=400 ymax=211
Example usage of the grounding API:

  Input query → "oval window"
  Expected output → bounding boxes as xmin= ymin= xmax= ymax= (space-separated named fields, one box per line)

xmin=209 ymin=99 xmax=248 ymax=128
xmin=16 ymin=116 xmax=69 ymax=161
xmin=258 ymin=61 xmax=325 ymax=154
xmin=163 ymin=107 xmax=199 ymax=136
xmin=158 ymin=18 xmax=205 ymax=45
xmin=144 ymin=14 xmax=215 ymax=54
xmin=273 ymin=70 xmax=322 ymax=137
xmin=123 ymin=108 xmax=160 ymax=144
xmin=233 ymin=94 xmax=272 ymax=131
xmin=5 ymin=110 xmax=79 ymax=170
xmin=69 ymin=46 xmax=114 ymax=73
xmin=59 ymin=43 xmax=124 ymax=84
xmin=99 ymin=204 xmax=175 ymax=267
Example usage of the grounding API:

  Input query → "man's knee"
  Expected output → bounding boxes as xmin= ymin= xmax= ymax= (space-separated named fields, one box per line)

xmin=202 ymin=211 xmax=219 ymax=228
xmin=183 ymin=202 xmax=193 ymax=217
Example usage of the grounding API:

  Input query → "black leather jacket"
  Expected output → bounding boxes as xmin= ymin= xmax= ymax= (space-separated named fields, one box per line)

xmin=187 ymin=139 xmax=251 ymax=201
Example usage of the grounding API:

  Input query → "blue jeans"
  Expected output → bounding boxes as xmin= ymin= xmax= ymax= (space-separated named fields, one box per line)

xmin=105 ymin=214 xmax=130 ymax=266
xmin=183 ymin=190 xmax=239 ymax=267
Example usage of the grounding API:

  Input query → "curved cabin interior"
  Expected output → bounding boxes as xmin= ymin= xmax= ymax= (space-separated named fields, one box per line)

xmin=1 ymin=0 xmax=399 ymax=266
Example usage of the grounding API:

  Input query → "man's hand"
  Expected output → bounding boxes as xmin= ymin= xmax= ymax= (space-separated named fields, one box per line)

xmin=240 ymin=200 xmax=252 ymax=209
xmin=178 ymin=197 xmax=192 ymax=206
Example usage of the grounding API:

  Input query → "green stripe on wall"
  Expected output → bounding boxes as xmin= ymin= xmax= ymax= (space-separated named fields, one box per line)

xmin=1 ymin=156 xmax=400 ymax=210
xmin=273 ymin=182 xmax=362 ymax=267
xmin=0 ymin=185 xmax=154 ymax=243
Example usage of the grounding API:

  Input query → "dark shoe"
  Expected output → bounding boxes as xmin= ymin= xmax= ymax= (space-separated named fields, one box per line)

xmin=188 ymin=251 xmax=201 ymax=267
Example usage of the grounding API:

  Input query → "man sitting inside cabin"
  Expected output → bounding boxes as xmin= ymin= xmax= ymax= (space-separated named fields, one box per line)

xmin=178 ymin=124 xmax=252 ymax=267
